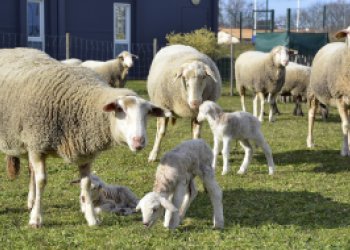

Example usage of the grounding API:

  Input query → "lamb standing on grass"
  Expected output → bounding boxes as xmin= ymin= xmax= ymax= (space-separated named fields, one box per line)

xmin=81 ymin=51 xmax=138 ymax=88
xmin=307 ymin=27 xmax=350 ymax=156
xmin=197 ymin=101 xmax=275 ymax=175
xmin=147 ymin=45 xmax=221 ymax=162
xmin=235 ymin=46 xmax=289 ymax=122
xmin=136 ymin=139 xmax=224 ymax=229
xmin=0 ymin=48 xmax=169 ymax=227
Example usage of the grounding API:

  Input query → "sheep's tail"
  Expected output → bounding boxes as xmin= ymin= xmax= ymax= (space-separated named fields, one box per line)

xmin=6 ymin=156 xmax=21 ymax=180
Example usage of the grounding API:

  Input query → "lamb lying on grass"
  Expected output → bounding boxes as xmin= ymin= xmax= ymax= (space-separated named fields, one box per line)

xmin=71 ymin=174 xmax=139 ymax=215
xmin=136 ymin=139 xmax=224 ymax=229
xmin=197 ymin=101 xmax=275 ymax=175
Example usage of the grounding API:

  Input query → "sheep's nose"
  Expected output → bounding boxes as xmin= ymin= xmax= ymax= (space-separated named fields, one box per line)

xmin=190 ymin=100 xmax=201 ymax=109
xmin=132 ymin=136 xmax=145 ymax=150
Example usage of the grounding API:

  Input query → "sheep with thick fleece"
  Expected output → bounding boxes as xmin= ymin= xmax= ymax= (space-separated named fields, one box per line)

xmin=81 ymin=51 xmax=138 ymax=88
xmin=71 ymin=174 xmax=139 ymax=215
xmin=136 ymin=139 xmax=224 ymax=229
xmin=0 ymin=48 xmax=169 ymax=227
xmin=147 ymin=45 xmax=221 ymax=162
xmin=61 ymin=58 xmax=82 ymax=66
xmin=197 ymin=101 xmax=275 ymax=175
xmin=235 ymin=46 xmax=289 ymax=122
xmin=307 ymin=27 xmax=350 ymax=156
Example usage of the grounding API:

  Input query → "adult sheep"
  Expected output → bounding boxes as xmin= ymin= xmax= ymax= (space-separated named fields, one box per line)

xmin=81 ymin=51 xmax=138 ymax=88
xmin=0 ymin=48 xmax=169 ymax=228
xmin=147 ymin=45 xmax=221 ymax=162
xmin=235 ymin=46 xmax=289 ymax=122
xmin=307 ymin=27 xmax=350 ymax=156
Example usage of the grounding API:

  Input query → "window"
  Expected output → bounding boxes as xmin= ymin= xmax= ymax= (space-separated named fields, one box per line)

xmin=114 ymin=3 xmax=131 ymax=56
xmin=27 ymin=0 xmax=45 ymax=50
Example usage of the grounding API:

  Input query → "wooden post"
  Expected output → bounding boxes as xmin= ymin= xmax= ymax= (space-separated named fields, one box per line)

xmin=65 ymin=33 xmax=70 ymax=59
xmin=153 ymin=38 xmax=157 ymax=57
xmin=230 ymin=42 xmax=234 ymax=96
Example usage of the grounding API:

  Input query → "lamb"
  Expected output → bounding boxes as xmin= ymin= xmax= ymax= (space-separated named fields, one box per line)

xmin=197 ymin=101 xmax=275 ymax=175
xmin=235 ymin=46 xmax=289 ymax=122
xmin=71 ymin=174 xmax=139 ymax=215
xmin=136 ymin=139 xmax=224 ymax=229
xmin=81 ymin=51 xmax=138 ymax=88
xmin=61 ymin=58 xmax=82 ymax=66
xmin=0 ymin=47 xmax=169 ymax=227
xmin=147 ymin=44 xmax=222 ymax=162
xmin=307 ymin=27 xmax=350 ymax=156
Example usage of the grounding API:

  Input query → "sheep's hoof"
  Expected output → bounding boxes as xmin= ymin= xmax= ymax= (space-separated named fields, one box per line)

xmin=221 ymin=170 xmax=229 ymax=176
xmin=148 ymin=153 xmax=157 ymax=163
xmin=237 ymin=169 xmax=246 ymax=175
xmin=29 ymin=223 xmax=42 ymax=229
xmin=258 ymin=117 xmax=264 ymax=122
xmin=87 ymin=217 xmax=101 ymax=226
xmin=213 ymin=222 xmax=224 ymax=230
xmin=340 ymin=150 xmax=350 ymax=157
xmin=306 ymin=138 xmax=314 ymax=148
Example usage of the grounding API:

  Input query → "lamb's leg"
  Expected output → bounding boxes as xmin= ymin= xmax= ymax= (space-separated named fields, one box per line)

xmin=27 ymin=162 xmax=36 ymax=210
xmin=237 ymin=139 xmax=253 ymax=175
xmin=221 ymin=136 xmax=232 ymax=175
xmin=253 ymin=94 xmax=258 ymax=117
xmin=257 ymin=92 xmax=265 ymax=122
xmin=148 ymin=117 xmax=169 ymax=162
xmin=240 ymin=93 xmax=246 ymax=112
xmin=336 ymin=98 xmax=350 ymax=156
xmin=307 ymin=96 xmax=318 ymax=148
xmin=200 ymin=169 xmax=224 ymax=229
xmin=79 ymin=163 xmax=99 ymax=226
xmin=167 ymin=184 xmax=186 ymax=229
xmin=212 ymin=136 xmax=221 ymax=171
xmin=179 ymin=179 xmax=198 ymax=221
xmin=192 ymin=118 xmax=202 ymax=139
xmin=163 ymin=194 xmax=173 ymax=228
xmin=28 ymin=152 xmax=46 ymax=228
xmin=254 ymin=133 xmax=275 ymax=175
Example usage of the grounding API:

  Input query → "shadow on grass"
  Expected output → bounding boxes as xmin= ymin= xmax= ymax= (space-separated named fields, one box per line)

xmin=188 ymin=189 xmax=350 ymax=229
xmin=0 ymin=207 xmax=28 ymax=215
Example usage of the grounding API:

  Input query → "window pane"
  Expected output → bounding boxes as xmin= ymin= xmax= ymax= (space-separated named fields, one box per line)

xmin=115 ymin=5 xmax=127 ymax=40
xmin=27 ymin=2 xmax=40 ymax=37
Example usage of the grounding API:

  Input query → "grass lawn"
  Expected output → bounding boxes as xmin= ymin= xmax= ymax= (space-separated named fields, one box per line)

xmin=1 ymin=80 xmax=350 ymax=249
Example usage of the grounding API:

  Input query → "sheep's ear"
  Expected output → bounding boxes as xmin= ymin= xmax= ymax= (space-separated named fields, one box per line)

xmin=159 ymin=197 xmax=178 ymax=212
xmin=131 ymin=54 xmax=139 ymax=59
xmin=149 ymin=104 xmax=172 ymax=118
xmin=204 ymin=65 xmax=217 ymax=83
xmin=103 ymin=102 xmax=124 ymax=113
xmin=172 ymin=68 xmax=183 ymax=84
xmin=335 ymin=29 xmax=349 ymax=39
xmin=135 ymin=202 xmax=141 ymax=212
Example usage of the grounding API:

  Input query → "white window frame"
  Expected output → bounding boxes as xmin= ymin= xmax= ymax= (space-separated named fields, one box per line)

xmin=113 ymin=3 xmax=131 ymax=55
xmin=27 ymin=0 xmax=45 ymax=50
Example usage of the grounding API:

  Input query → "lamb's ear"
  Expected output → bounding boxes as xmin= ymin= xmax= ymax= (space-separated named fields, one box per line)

xmin=148 ymin=104 xmax=172 ymax=118
xmin=159 ymin=197 xmax=178 ymax=212
xmin=335 ymin=29 xmax=349 ymax=39
xmin=204 ymin=65 xmax=217 ymax=83
xmin=135 ymin=202 xmax=142 ymax=212
xmin=103 ymin=101 xmax=124 ymax=113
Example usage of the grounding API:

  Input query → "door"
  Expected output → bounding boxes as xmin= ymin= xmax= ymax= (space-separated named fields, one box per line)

xmin=114 ymin=3 xmax=131 ymax=56
xmin=27 ymin=0 xmax=45 ymax=50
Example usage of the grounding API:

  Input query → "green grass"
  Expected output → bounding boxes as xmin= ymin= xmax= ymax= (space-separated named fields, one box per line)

xmin=1 ymin=80 xmax=350 ymax=249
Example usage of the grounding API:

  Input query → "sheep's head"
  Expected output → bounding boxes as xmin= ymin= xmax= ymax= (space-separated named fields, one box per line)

xmin=335 ymin=26 xmax=350 ymax=48
xmin=103 ymin=95 xmax=172 ymax=152
xmin=197 ymin=100 xmax=222 ymax=122
xmin=173 ymin=61 xmax=218 ymax=110
xmin=117 ymin=51 xmax=138 ymax=68
xmin=271 ymin=46 xmax=289 ymax=67
xmin=136 ymin=192 xmax=178 ymax=228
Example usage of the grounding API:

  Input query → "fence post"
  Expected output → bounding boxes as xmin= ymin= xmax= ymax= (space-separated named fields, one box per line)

xmin=153 ymin=38 xmax=157 ymax=57
xmin=323 ymin=5 xmax=327 ymax=32
xmin=286 ymin=8 xmax=291 ymax=33
xmin=271 ymin=10 xmax=274 ymax=32
xmin=65 ymin=33 xmax=70 ymax=59
xmin=230 ymin=42 xmax=234 ymax=96
xmin=239 ymin=12 xmax=242 ymax=42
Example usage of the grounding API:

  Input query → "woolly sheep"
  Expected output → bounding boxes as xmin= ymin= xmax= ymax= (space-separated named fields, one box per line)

xmin=197 ymin=101 xmax=275 ymax=175
xmin=217 ymin=31 xmax=240 ymax=45
xmin=81 ymin=51 xmax=138 ymax=88
xmin=235 ymin=46 xmax=289 ymax=122
xmin=61 ymin=58 xmax=82 ymax=66
xmin=147 ymin=45 xmax=222 ymax=162
xmin=0 ymin=48 xmax=169 ymax=228
xmin=307 ymin=27 xmax=350 ymax=156
xmin=71 ymin=174 xmax=139 ymax=215
xmin=136 ymin=139 xmax=224 ymax=229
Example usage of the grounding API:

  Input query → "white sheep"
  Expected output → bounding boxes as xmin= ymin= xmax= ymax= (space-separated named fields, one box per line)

xmin=147 ymin=45 xmax=222 ymax=162
xmin=197 ymin=101 xmax=275 ymax=175
xmin=307 ymin=27 xmax=350 ymax=156
xmin=235 ymin=46 xmax=289 ymax=122
xmin=0 ymin=48 xmax=169 ymax=227
xmin=136 ymin=139 xmax=224 ymax=229
xmin=81 ymin=51 xmax=138 ymax=88
xmin=71 ymin=174 xmax=139 ymax=215
xmin=61 ymin=58 xmax=82 ymax=66
xmin=217 ymin=31 xmax=240 ymax=45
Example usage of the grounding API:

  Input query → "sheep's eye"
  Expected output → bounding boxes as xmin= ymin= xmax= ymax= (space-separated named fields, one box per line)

xmin=152 ymin=208 xmax=157 ymax=213
xmin=115 ymin=106 xmax=124 ymax=113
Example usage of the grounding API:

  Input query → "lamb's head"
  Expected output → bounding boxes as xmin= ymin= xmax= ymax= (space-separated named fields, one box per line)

xmin=335 ymin=26 xmax=350 ymax=48
xmin=136 ymin=192 xmax=177 ymax=228
xmin=271 ymin=46 xmax=289 ymax=67
xmin=103 ymin=96 xmax=172 ymax=152
xmin=197 ymin=100 xmax=223 ymax=122
xmin=117 ymin=51 xmax=138 ymax=68
xmin=173 ymin=61 xmax=218 ymax=110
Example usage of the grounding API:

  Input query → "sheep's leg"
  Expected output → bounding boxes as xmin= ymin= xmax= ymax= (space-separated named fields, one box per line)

xmin=268 ymin=94 xmax=276 ymax=122
xmin=28 ymin=152 xmax=46 ymax=228
xmin=163 ymin=194 xmax=173 ymax=228
xmin=253 ymin=94 xmax=258 ymax=117
xmin=192 ymin=118 xmax=202 ymax=139
xmin=167 ymin=184 xmax=186 ymax=229
xmin=240 ymin=94 xmax=246 ymax=112
xmin=255 ymin=133 xmax=275 ymax=175
xmin=212 ymin=136 xmax=221 ymax=171
xmin=257 ymin=92 xmax=265 ymax=122
xmin=27 ymin=162 xmax=36 ymax=210
xmin=179 ymin=179 xmax=198 ymax=221
xmin=237 ymin=139 xmax=253 ymax=175
xmin=79 ymin=163 xmax=99 ymax=226
xmin=221 ymin=136 xmax=231 ymax=175
xmin=148 ymin=117 xmax=169 ymax=162
xmin=336 ymin=98 xmax=350 ymax=156
xmin=200 ymin=170 xmax=224 ymax=229
xmin=307 ymin=97 xmax=318 ymax=148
